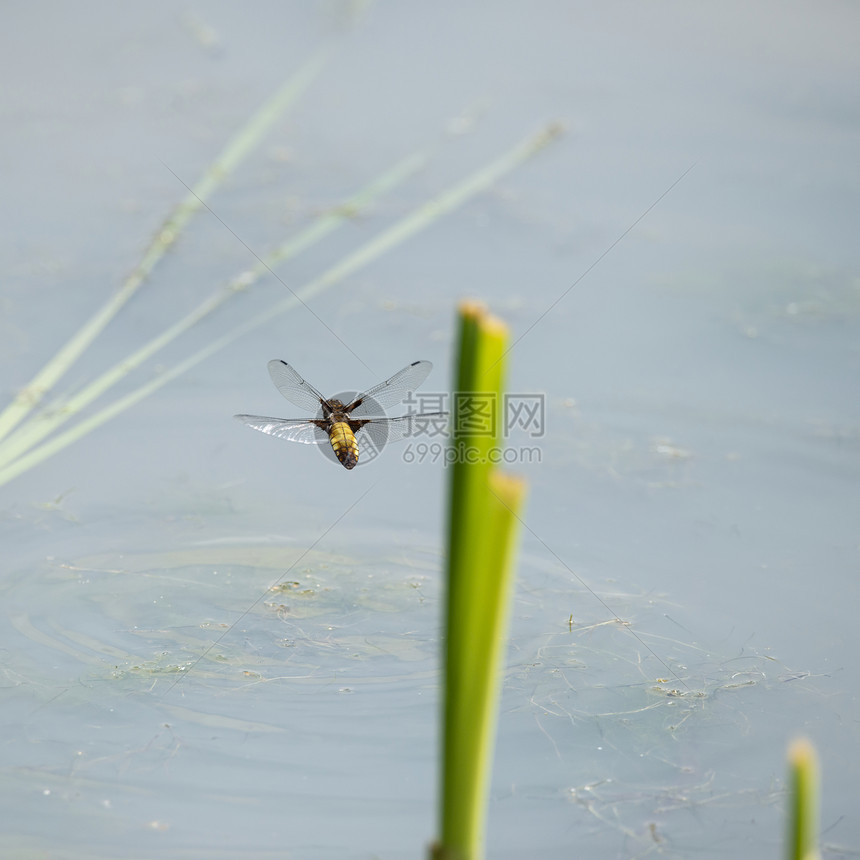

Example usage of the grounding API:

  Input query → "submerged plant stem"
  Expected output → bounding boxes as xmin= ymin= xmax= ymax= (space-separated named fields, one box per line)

xmin=0 ymin=150 xmax=426 ymax=471
xmin=0 ymin=48 xmax=329 ymax=445
xmin=0 ymin=124 xmax=560 ymax=488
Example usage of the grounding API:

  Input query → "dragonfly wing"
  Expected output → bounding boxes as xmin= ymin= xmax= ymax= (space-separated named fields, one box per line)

xmin=358 ymin=412 xmax=448 ymax=449
xmin=266 ymin=360 xmax=327 ymax=413
xmin=234 ymin=415 xmax=328 ymax=445
xmin=347 ymin=360 xmax=433 ymax=416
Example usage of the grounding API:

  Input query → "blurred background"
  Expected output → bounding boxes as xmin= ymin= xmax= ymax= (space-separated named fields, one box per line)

xmin=1 ymin=3 xmax=858 ymax=858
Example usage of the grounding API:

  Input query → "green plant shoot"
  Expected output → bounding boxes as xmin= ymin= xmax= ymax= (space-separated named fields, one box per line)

xmin=433 ymin=302 xmax=527 ymax=860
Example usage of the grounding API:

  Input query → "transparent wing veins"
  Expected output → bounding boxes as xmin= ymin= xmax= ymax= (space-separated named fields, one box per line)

xmin=347 ymin=360 xmax=433 ymax=416
xmin=233 ymin=414 xmax=328 ymax=445
xmin=358 ymin=411 xmax=448 ymax=447
xmin=266 ymin=360 xmax=326 ymax=413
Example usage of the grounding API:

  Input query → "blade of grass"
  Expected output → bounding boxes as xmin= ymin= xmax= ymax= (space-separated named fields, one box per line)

xmin=0 ymin=124 xmax=561 ymax=488
xmin=0 ymin=48 xmax=329 ymax=444
xmin=0 ymin=150 xmax=427 ymax=470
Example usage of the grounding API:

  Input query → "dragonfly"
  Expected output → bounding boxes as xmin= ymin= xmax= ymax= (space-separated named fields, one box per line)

xmin=234 ymin=360 xmax=447 ymax=469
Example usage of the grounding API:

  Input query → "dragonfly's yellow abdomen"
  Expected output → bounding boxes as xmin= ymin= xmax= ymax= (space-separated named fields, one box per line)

xmin=329 ymin=421 xmax=359 ymax=470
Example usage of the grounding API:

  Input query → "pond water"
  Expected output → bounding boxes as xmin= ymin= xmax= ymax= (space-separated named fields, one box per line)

xmin=1 ymin=3 xmax=858 ymax=858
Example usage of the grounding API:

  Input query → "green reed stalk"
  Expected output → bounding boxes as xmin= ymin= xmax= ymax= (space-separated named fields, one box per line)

xmin=786 ymin=738 xmax=821 ymax=860
xmin=431 ymin=302 xmax=526 ymax=860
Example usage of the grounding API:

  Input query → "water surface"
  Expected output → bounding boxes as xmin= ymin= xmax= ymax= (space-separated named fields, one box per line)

xmin=1 ymin=3 xmax=858 ymax=857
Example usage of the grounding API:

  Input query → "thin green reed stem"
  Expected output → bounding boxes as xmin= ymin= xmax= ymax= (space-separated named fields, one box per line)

xmin=787 ymin=738 xmax=820 ymax=860
xmin=0 ymin=151 xmax=426 ymax=470
xmin=441 ymin=308 xmax=505 ymax=860
xmin=0 ymin=125 xmax=561 ymax=488
xmin=0 ymin=48 xmax=328 ymax=444
xmin=433 ymin=304 xmax=526 ymax=860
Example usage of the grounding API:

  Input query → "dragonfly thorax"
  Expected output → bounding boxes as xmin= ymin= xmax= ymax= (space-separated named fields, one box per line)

xmin=323 ymin=408 xmax=354 ymax=427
